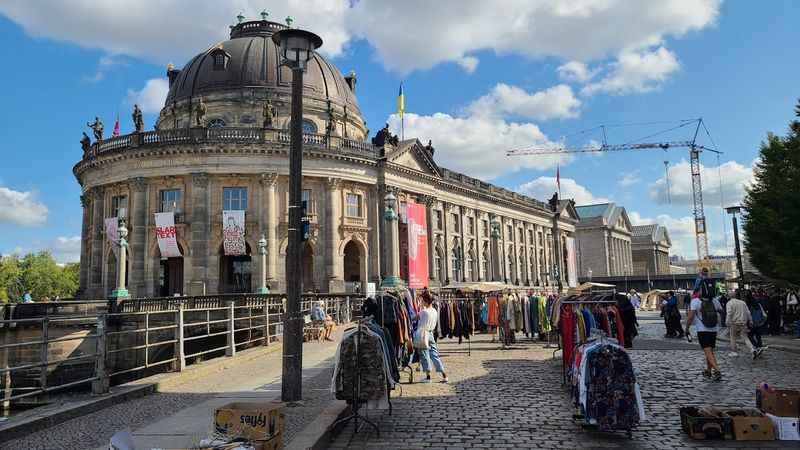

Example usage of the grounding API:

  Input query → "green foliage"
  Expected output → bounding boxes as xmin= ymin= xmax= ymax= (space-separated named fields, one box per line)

xmin=742 ymin=99 xmax=800 ymax=284
xmin=0 ymin=252 xmax=80 ymax=302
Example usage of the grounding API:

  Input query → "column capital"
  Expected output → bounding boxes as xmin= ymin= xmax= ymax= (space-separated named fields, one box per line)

xmin=259 ymin=172 xmax=279 ymax=187
xmin=80 ymin=193 xmax=89 ymax=208
xmin=325 ymin=176 xmax=342 ymax=189
xmin=91 ymin=185 xmax=105 ymax=201
xmin=420 ymin=194 xmax=437 ymax=207
xmin=191 ymin=172 xmax=210 ymax=187
xmin=131 ymin=177 xmax=147 ymax=193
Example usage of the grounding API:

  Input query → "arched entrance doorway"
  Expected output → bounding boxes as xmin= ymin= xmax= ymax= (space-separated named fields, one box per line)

xmin=343 ymin=241 xmax=360 ymax=283
xmin=301 ymin=242 xmax=315 ymax=292
xmin=219 ymin=242 xmax=252 ymax=293
xmin=159 ymin=244 xmax=184 ymax=296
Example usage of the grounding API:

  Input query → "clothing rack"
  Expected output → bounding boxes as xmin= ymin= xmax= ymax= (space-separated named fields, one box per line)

xmin=557 ymin=296 xmax=618 ymax=385
xmin=332 ymin=318 xmax=380 ymax=436
xmin=436 ymin=297 xmax=473 ymax=356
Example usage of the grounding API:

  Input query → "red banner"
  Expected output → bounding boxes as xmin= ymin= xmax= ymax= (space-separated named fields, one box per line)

xmin=406 ymin=202 xmax=429 ymax=288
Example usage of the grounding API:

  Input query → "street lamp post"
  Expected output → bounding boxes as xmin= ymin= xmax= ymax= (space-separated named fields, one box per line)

xmin=380 ymin=191 xmax=404 ymax=289
xmin=725 ymin=205 xmax=746 ymax=286
xmin=110 ymin=208 xmax=131 ymax=302
xmin=272 ymin=25 xmax=323 ymax=403
xmin=257 ymin=235 xmax=269 ymax=294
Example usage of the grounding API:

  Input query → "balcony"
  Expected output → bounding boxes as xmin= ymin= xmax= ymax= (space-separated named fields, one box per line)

xmin=84 ymin=127 xmax=380 ymax=161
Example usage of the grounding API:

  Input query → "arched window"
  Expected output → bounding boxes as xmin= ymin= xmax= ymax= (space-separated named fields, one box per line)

xmin=434 ymin=246 xmax=444 ymax=281
xmin=451 ymin=245 xmax=461 ymax=281
xmin=466 ymin=249 xmax=475 ymax=281
xmin=210 ymin=48 xmax=230 ymax=71
xmin=208 ymin=118 xmax=226 ymax=128
xmin=302 ymin=119 xmax=318 ymax=134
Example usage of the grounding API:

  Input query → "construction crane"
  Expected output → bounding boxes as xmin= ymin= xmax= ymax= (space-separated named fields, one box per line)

xmin=507 ymin=118 xmax=722 ymax=265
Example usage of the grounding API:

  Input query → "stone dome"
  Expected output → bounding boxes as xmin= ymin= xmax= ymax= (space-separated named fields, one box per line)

xmin=163 ymin=19 xmax=361 ymax=120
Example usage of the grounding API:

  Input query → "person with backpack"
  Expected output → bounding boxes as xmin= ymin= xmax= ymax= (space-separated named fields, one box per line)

xmin=745 ymin=291 xmax=768 ymax=351
xmin=686 ymin=267 xmax=724 ymax=381
xmin=661 ymin=291 xmax=684 ymax=338
xmin=726 ymin=291 xmax=763 ymax=359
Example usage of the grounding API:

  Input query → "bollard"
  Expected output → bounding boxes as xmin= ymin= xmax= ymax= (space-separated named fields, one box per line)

xmin=175 ymin=304 xmax=186 ymax=372
xmin=226 ymin=301 xmax=236 ymax=357
xmin=92 ymin=314 xmax=109 ymax=394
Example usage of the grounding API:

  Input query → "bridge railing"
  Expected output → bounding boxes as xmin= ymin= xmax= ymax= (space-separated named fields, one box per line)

xmin=0 ymin=294 xmax=363 ymax=405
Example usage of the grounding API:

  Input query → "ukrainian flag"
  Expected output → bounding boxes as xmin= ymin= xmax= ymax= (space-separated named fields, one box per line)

xmin=397 ymin=83 xmax=404 ymax=119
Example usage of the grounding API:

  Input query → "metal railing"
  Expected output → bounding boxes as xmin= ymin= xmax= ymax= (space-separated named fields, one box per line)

xmin=0 ymin=294 xmax=361 ymax=404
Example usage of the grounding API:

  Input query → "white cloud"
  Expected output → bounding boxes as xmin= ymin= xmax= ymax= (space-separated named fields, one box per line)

xmin=0 ymin=1 xmax=352 ymax=64
xmin=619 ymin=171 xmax=641 ymax=187
xmin=127 ymin=78 xmax=169 ymax=114
xmin=582 ymin=46 xmax=680 ymax=95
xmin=649 ymin=159 xmax=755 ymax=207
xmin=83 ymin=55 xmax=128 ymax=83
xmin=456 ymin=56 xmax=479 ymax=74
xmin=557 ymin=61 xmax=596 ymax=83
xmin=389 ymin=112 xmax=569 ymax=180
xmin=0 ymin=1 xmax=720 ymax=73
xmin=49 ymin=236 xmax=81 ymax=263
xmin=629 ymin=211 xmax=696 ymax=258
xmin=518 ymin=177 xmax=608 ymax=205
xmin=468 ymin=84 xmax=580 ymax=121
xmin=0 ymin=186 xmax=48 ymax=227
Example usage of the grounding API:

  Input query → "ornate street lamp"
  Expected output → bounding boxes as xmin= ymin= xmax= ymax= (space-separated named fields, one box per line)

xmin=384 ymin=191 xmax=397 ymax=219
xmin=272 ymin=25 xmax=323 ymax=403
xmin=381 ymin=191 xmax=403 ymax=289
xmin=110 ymin=208 xmax=130 ymax=302
xmin=257 ymin=234 xmax=269 ymax=294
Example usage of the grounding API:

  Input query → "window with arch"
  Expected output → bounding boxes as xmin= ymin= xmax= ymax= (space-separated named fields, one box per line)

xmin=451 ymin=246 xmax=461 ymax=281
xmin=208 ymin=118 xmax=226 ymax=128
xmin=481 ymin=249 xmax=489 ymax=280
xmin=466 ymin=249 xmax=475 ymax=281
xmin=211 ymin=48 xmax=230 ymax=71
xmin=302 ymin=119 xmax=317 ymax=134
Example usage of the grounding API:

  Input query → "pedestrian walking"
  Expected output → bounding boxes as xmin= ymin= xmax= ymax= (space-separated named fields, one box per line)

xmin=726 ymin=292 xmax=763 ymax=359
xmin=630 ymin=289 xmax=641 ymax=309
xmin=767 ymin=293 xmax=782 ymax=335
xmin=746 ymin=291 xmax=768 ymax=350
xmin=616 ymin=293 xmax=639 ymax=348
xmin=686 ymin=267 xmax=724 ymax=381
xmin=661 ymin=291 xmax=684 ymax=338
xmin=413 ymin=291 xmax=448 ymax=384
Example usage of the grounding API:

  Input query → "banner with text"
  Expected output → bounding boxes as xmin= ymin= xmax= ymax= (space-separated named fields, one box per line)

xmin=222 ymin=210 xmax=246 ymax=256
xmin=406 ymin=202 xmax=429 ymax=288
xmin=104 ymin=217 xmax=119 ymax=258
xmin=154 ymin=212 xmax=182 ymax=258
xmin=566 ymin=236 xmax=578 ymax=288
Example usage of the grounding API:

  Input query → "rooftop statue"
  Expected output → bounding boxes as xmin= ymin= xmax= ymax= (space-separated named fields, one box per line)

xmin=262 ymin=100 xmax=275 ymax=128
xmin=87 ymin=117 xmax=104 ymax=141
xmin=80 ymin=132 xmax=91 ymax=154
xmin=132 ymin=104 xmax=144 ymax=133
xmin=371 ymin=123 xmax=398 ymax=147
xmin=195 ymin=98 xmax=207 ymax=127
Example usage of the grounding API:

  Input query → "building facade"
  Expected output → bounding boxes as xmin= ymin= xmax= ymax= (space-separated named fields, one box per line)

xmin=631 ymin=224 xmax=672 ymax=276
xmin=574 ymin=203 xmax=633 ymax=278
xmin=73 ymin=19 xmax=578 ymax=299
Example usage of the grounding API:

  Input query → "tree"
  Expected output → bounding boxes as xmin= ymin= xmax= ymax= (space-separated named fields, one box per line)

xmin=743 ymin=99 xmax=800 ymax=284
xmin=0 ymin=252 xmax=80 ymax=302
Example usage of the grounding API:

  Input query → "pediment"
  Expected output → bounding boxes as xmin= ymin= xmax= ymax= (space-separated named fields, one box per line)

xmin=386 ymin=140 xmax=441 ymax=177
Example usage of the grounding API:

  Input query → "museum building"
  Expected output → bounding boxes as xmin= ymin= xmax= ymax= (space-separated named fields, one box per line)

xmin=73 ymin=18 xmax=579 ymax=298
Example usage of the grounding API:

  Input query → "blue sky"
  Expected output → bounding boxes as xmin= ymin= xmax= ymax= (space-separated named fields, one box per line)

xmin=0 ymin=0 xmax=797 ymax=262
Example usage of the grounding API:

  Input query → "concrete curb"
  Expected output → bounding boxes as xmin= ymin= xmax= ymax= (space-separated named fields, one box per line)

xmin=0 ymin=342 xmax=283 ymax=444
xmin=286 ymin=401 xmax=349 ymax=450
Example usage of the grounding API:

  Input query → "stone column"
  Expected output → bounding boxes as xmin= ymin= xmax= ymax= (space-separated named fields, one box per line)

xmin=533 ymin=225 xmax=540 ymax=285
xmin=129 ymin=178 xmax=148 ymax=297
xmin=369 ymin=186 xmax=382 ymax=285
xmin=459 ymin=206 xmax=466 ymax=282
xmin=77 ymin=194 xmax=91 ymax=298
xmin=326 ymin=177 xmax=344 ymax=292
xmin=89 ymin=186 xmax=105 ymax=295
xmin=190 ymin=173 xmax=211 ymax=295
xmin=260 ymin=173 xmax=279 ymax=286
xmin=423 ymin=195 xmax=436 ymax=283
xmin=489 ymin=214 xmax=501 ymax=282
xmin=442 ymin=202 xmax=450 ymax=284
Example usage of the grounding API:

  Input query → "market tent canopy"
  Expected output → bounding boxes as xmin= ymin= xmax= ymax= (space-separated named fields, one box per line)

xmin=437 ymin=281 xmax=522 ymax=292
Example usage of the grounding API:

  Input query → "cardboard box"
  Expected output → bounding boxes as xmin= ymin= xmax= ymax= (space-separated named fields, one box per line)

xmin=214 ymin=401 xmax=285 ymax=442
xmin=680 ymin=406 xmax=734 ymax=440
xmin=757 ymin=386 xmax=800 ymax=417
xmin=722 ymin=408 xmax=775 ymax=441
xmin=766 ymin=413 xmax=800 ymax=440
xmin=254 ymin=432 xmax=284 ymax=450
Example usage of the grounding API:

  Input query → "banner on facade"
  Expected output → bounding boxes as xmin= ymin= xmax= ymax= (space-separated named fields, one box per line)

xmin=104 ymin=217 xmax=119 ymax=257
xmin=406 ymin=202 xmax=429 ymax=288
xmin=566 ymin=236 xmax=578 ymax=288
xmin=222 ymin=210 xmax=246 ymax=256
xmin=154 ymin=212 xmax=182 ymax=258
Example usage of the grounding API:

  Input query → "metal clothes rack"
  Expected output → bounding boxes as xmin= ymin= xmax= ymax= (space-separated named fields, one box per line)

xmin=436 ymin=297 xmax=473 ymax=356
xmin=332 ymin=319 xmax=380 ymax=435
xmin=558 ymin=294 xmax=618 ymax=385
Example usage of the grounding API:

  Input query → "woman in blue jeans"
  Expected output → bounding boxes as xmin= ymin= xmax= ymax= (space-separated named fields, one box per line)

xmin=417 ymin=292 xmax=448 ymax=383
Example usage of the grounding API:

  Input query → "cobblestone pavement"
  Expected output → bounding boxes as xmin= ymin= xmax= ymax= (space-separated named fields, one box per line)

xmin=329 ymin=313 xmax=800 ymax=450
xmin=1 ymin=330 xmax=344 ymax=450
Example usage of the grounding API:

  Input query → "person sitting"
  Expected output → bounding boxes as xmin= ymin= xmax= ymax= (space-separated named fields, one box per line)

xmin=310 ymin=301 xmax=335 ymax=341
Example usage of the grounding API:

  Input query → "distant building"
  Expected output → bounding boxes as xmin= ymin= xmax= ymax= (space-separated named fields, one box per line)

xmin=671 ymin=255 xmax=737 ymax=279
xmin=574 ymin=203 xmax=633 ymax=278
xmin=670 ymin=265 xmax=687 ymax=275
xmin=631 ymin=224 xmax=671 ymax=275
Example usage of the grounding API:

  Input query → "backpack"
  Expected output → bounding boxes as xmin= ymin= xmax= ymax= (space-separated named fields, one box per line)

xmin=751 ymin=304 xmax=767 ymax=328
xmin=699 ymin=298 xmax=718 ymax=328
